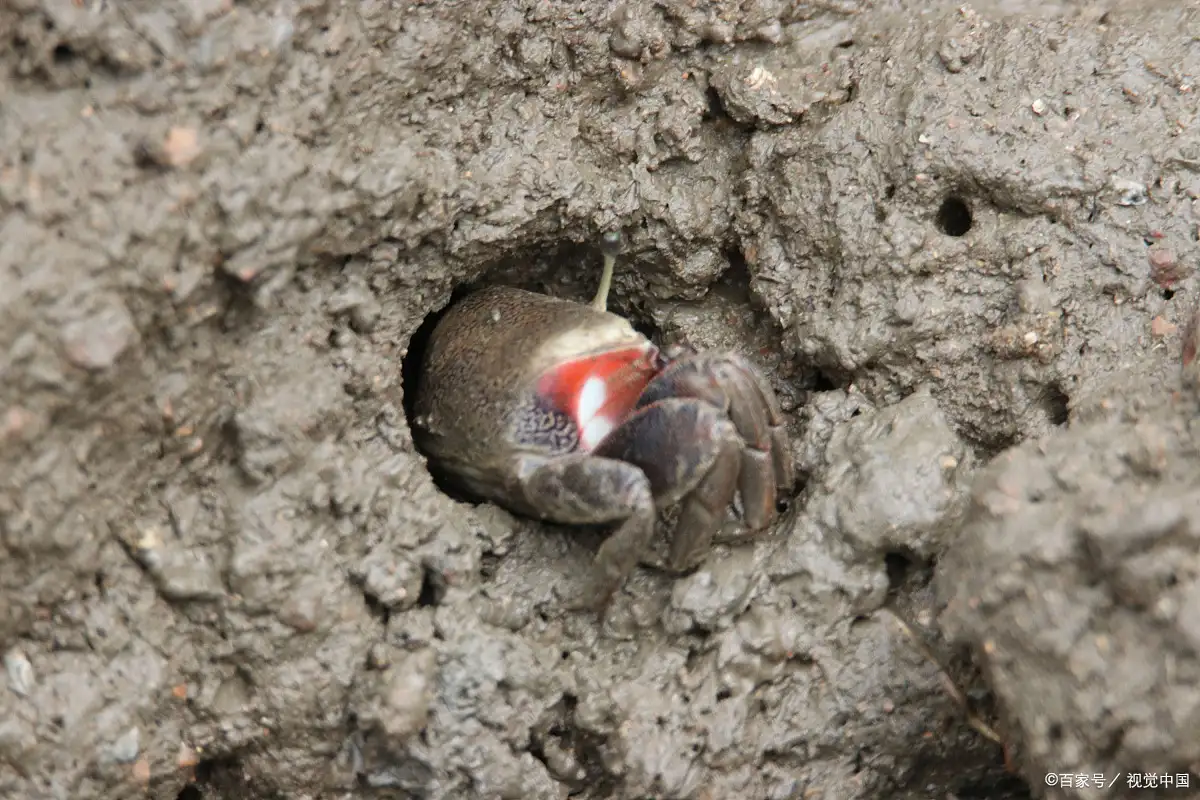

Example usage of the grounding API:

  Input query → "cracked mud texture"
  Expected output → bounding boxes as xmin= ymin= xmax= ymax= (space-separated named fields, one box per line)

xmin=1 ymin=1 xmax=1198 ymax=799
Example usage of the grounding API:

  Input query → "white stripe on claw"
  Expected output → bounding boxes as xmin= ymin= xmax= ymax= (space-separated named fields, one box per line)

xmin=577 ymin=376 xmax=614 ymax=450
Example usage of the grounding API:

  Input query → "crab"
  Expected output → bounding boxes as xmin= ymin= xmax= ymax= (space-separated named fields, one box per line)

xmin=411 ymin=233 xmax=794 ymax=609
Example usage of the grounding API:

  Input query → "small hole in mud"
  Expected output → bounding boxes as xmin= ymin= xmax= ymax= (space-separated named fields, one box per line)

xmin=1163 ymin=288 xmax=1176 ymax=300
xmin=811 ymin=369 xmax=840 ymax=393
xmin=884 ymin=184 xmax=896 ymax=200
xmin=1048 ymin=722 xmax=1064 ymax=741
xmin=360 ymin=591 xmax=390 ymax=624
xmin=704 ymin=86 xmax=728 ymax=120
xmin=177 ymin=787 xmax=202 ymax=800
xmin=561 ymin=650 xmax=570 ymax=660
xmin=52 ymin=43 xmax=75 ymax=63
xmin=884 ymin=551 xmax=913 ymax=592
xmin=715 ymin=687 xmax=732 ymax=701
xmin=1041 ymin=384 xmax=1070 ymax=427
xmin=775 ymin=497 xmax=790 ymax=514
xmin=935 ymin=197 xmax=973 ymax=237
xmin=417 ymin=569 xmax=445 ymax=607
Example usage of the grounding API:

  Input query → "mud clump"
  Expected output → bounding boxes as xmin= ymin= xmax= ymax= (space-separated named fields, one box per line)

xmin=2 ymin=1 xmax=1199 ymax=799
xmin=939 ymin=380 xmax=1200 ymax=797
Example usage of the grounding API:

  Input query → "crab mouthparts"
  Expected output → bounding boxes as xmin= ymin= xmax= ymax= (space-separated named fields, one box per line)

xmin=537 ymin=346 xmax=660 ymax=450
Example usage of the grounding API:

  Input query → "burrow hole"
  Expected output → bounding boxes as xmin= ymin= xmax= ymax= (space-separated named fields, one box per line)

xmin=936 ymin=196 xmax=973 ymax=237
xmin=400 ymin=286 xmax=476 ymax=503
xmin=52 ymin=43 xmax=75 ymax=64
xmin=884 ymin=548 xmax=934 ymax=594
xmin=1041 ymin=383 xmax=1070 ymax=427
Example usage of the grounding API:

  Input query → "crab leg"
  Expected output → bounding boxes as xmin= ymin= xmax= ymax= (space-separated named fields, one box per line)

xmin=513 ymin=451 xmax=657 ymax=608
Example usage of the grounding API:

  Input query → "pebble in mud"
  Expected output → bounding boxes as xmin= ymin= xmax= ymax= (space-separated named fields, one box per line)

xmin=1148 ymin=247 xmax=1188 ymax=289
xmin=106 ymin=727 xmax=140 ymax=764
xmin=277 ymin=580 xmax=324 ymax=632
xmin=352 ymin=649 xmax=437 ymax=745
xmin=809 ymin=388 xmax=974 ymax=560
xmin=4 ymin=648 xmax=35 ymax=697
xmin=328 ymin=281 xmax=383 ymax=334
xmin=666 ymin=548 xmax=764 ymax=633
xmin=127 ymin=523 xmax=224 ymax=601
xmin=59 ymin=298 xmax=138 ymax=371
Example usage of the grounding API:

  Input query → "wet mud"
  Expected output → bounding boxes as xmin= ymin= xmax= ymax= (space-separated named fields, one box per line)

xmin=2 ymin=1 xmax=1199 ymax=799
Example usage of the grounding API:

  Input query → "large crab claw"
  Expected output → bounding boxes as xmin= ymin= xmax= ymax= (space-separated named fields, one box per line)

xmin=511 ymin=346 xmax=793 ymax=609
xmin=613 ymin=348 xmax=795 ymax=566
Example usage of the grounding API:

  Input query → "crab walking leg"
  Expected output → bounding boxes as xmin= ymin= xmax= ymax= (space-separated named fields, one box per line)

xmin=636 ymin=354 xmax=791 ymax=529
xmin=593 ymin=398 xmax=743 ymax=571
xmin=668 ymin=433 xmax=741 ymax=570
xmin=514 ymin=452 xmax=657 ymax=608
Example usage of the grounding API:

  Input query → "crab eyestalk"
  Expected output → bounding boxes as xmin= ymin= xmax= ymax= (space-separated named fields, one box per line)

xmin=591 ymin=231 xmax=625 ymax=313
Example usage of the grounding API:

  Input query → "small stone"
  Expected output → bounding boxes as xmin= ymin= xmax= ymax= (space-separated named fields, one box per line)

xmin=278 ymin=585 xmax=322 ymax=632
xmin=755 ymin=19 xmax=782 ymax=44
xmin=1148 ymin=248 xmax=1188 ymax=288
xmin=328 ymin=282 xmax=382 ymax=333
xmin=1182 ymin=305 xmax=1200 ymax=374
xmin=360 ymin=556 xmax=424 ymax=610
xmin=1110 ymin=177 xmax=1148 ymax=206
xmin=1031 ymin=98 xmax=1046 ymax=115
xmin=61 ymin=299 xmax=138 ymax=371
xmin=109 ymin=727 xmax=140 ymax=763
xmin=143 ymin=548 xmax=225 ymax=602
xmin=176 ymin=742 xmax=200 ymax=769
xmin=4 ymin=648 xmax=34 ymax=696
xmin=1150 ymin=315 xmax=1176 ymax=338
xmin=163 ymin=127 xmax=202 ymax=167
xmin=367 ymin=642 xmax=393 ymax=670
xmin=349 ymin=299 xmax=381 ymax=334
xmin=1 ymin=406 xmax=45 ymax=445
xmin=365 ymin=649 xmax=437 ymax=743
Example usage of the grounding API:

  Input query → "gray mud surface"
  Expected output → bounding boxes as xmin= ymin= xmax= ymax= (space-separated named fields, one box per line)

xmin=2 ymin=1 xmax=1199 ymax=799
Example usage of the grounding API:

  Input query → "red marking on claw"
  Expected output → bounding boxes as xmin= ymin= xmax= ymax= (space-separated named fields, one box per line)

xmin=537 ymin=346 xmax=659 ymax=449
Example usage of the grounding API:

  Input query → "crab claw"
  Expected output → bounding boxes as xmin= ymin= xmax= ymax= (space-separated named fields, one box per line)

xmin=635 ymin=349 xmax=794 ymax=531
